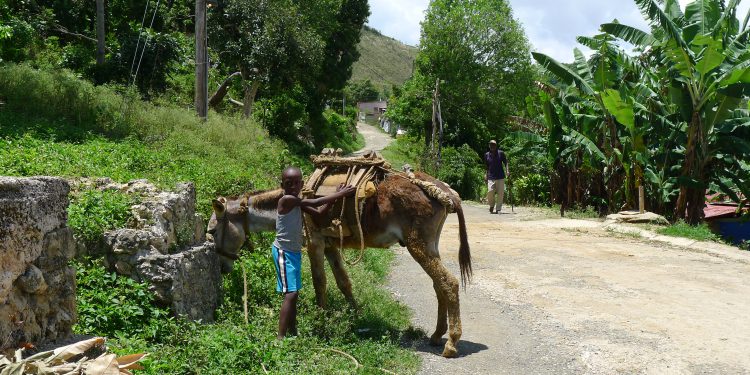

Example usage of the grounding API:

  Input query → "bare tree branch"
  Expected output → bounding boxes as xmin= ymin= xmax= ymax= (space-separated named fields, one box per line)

xmin=208 ymin=71 xmax=242 ymax=108
xmin=52 ymin=25 xmax=113 ymax=53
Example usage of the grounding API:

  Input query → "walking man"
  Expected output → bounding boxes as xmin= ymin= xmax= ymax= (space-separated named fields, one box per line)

xmin=485 ymin=140 xmax=509 ymax=214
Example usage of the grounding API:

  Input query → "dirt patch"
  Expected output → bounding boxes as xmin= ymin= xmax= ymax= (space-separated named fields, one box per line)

xmin=387 ymin=204 xmax=750 ymax=374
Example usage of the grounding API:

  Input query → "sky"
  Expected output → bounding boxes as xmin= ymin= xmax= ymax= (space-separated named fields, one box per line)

xmin=367 ymin=0 xmax=750 ymax=63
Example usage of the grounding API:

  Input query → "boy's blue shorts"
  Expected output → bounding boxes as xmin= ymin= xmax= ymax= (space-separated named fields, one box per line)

xmin=272 ymin=245 xmax=302 ymax=293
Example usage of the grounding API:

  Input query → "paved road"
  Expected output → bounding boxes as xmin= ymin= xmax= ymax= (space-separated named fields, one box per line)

xmin=386 ymin=204 xmax=750 ymax=374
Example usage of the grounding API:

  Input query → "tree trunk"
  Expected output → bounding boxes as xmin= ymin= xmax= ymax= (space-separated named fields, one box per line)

xmin=208 ymin=71 xmax=241 ymax=108
xmin=559 ymin=166 xmax=568 ymax=217
xmin=96 ymin=0 xmax=105 ymax=66
xmin=674 ymin=111 xmax=701 ymax=221
xmin=194 ymin=0 xmax=208 ymax=119
xmin=685 ymin=184 xmax=705 ymax=224
xmin=242 ymin=80 xmax=260 ymax=118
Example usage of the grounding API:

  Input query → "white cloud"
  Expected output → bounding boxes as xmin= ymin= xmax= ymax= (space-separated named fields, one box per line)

xmin=367 ymin=0 xmax=429 ymax=46
xmin=366 ymin=0 xmax=750 ymax=63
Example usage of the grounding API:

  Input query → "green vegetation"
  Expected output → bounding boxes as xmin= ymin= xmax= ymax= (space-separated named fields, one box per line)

xmin=68 ymin=190 xmax=137 ymax=251
xmin=386 ymin=0 xmax=533 ymax=201
xmin=437 ymin=144 xmax=485 ymax=200
xmin=0 ymin=0 xmax=421 ymax=371
xmin=351 ymin=26 xmax=418 ymax=95
xmin=0 ymin=63 xmax=417 ymax=372
xmin=73 ymin=258 xmax=174 ymax=340
xmin=381 ymin=135 xmax=423 ymax=170
xmin=0 ymin=64 xmax=306 ymax=215
xmin=518 ymin=0 xmax=750 ymax=223
xmin=657 ymin=221 xmax=722 ymax=243
xmin=98 ymin=246 xmax=420 ymax=374
xmin=0 ymin=0 xmax=370 ymax=151
xmin=513 ymin=173 xmax=550 ymax=206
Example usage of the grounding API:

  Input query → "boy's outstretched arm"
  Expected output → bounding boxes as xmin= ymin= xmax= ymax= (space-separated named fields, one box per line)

xmin=300 ymin=184 xmax=356 ymax=219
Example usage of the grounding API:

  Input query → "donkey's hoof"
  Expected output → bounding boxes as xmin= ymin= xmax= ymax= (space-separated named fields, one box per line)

xmin=441 ymin=343 xmax=458 ymax=358
xmin=428 ymin=334 xmax=443 ymax=346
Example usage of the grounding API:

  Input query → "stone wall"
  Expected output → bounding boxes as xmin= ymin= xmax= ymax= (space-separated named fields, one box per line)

xmin=0 ymin=177 xmax=77 ymax=351
xmin=71 ymin=179 xmax=221 ymax=322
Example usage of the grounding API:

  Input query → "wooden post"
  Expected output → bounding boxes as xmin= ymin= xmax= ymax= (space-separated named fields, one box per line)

xmin=639 ymin=185 xmax=645 ymax=213
xmin=242 ymin=263 xmax=248 ymax=325
xmin=96 ymin=0 xmax=106 ymax=66
xmin=195 ymin=0 xmax=208 ymax=119
xmin=430 ymin=78 xmax=443 ymax=171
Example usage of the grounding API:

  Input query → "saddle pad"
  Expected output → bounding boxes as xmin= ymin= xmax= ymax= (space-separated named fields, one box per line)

xmin=314 ymin=173 xmax=376 ymax=199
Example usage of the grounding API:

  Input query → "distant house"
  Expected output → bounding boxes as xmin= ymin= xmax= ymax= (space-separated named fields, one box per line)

xmin=357 ymin=100 xmax=387 ymax=119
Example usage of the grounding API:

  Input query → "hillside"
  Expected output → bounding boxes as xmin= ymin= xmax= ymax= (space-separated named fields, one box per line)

xmin=351 ymin=26 xmax=418 ymax=93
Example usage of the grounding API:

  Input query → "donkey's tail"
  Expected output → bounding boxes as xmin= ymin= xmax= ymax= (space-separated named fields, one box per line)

xmin=454 ymin=200 xmax=472 ymax=288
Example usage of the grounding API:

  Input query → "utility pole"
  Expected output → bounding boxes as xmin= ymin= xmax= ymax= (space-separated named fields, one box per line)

xmin=430 ymin=78 xmax=444 ymax=171
xmin=96 ymin=0 xmax=105 ymax=66
xmin=195 ymin=0 xmax=208 ymax=119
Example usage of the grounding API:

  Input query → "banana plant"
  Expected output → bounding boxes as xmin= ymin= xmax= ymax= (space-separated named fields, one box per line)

xmin=533 ymin=33 xmax=652 ymax=210
xmin=509 ymin=80 xmax=606 ymax=213
xmin=601 ymin=0 xmax=750 ymax=223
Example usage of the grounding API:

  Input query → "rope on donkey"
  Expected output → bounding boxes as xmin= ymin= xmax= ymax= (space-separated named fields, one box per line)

xmin=393 ymin=171 xmax=456 ymax=213
xmin=347 ymin=165 xmax=375 ymax=266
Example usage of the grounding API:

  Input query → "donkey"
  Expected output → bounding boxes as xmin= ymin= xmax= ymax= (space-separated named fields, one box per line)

xmin=207 ymin=171 xmax=472 ymax=357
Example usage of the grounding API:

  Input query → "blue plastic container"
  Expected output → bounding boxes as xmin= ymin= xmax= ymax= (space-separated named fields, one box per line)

xmin=715 ymin=218 xmax=750 ymax=245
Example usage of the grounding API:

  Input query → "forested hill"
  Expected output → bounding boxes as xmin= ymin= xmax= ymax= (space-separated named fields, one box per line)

xmin=351 ymin=26 xmax=418 ymax=93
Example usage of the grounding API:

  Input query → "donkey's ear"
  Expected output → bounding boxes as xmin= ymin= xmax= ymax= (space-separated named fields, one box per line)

xmin=212 ymin=198 xmax=226 ymax=215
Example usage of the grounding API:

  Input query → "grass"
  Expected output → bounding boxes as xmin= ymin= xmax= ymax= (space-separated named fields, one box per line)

xmin=0 ymin=64 xmax=305 ymax=217
xmin=526 ymin=204 xmax=602 ymax=220
xmin=381 ymin=135 xmax=423 ymax=170
xmin=656 ymin=221 xmax=722 ymax=242
xmin=351 ymin=26 xmax=418 ymax=94
xmin=605 ymin=226 xmax=644 ymax=240
xmin=105 ymin=245 xmax=421 ymax=374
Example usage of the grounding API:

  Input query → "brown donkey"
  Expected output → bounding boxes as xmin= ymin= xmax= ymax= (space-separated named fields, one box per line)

xmin=207 ymin=172 xmax=472 ymax=357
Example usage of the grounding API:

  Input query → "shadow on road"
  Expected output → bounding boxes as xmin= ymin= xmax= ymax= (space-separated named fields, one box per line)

xmin=406 ymin=336 xmax=489 ymax=358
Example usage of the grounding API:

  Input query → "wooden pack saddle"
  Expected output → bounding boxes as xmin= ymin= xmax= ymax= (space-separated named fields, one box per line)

xmin=301 ymin=149 xmax=392 ymax=240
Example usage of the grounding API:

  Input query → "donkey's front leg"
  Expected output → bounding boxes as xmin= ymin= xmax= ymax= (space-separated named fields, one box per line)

xmin=324 ymin=246 xmax=357 ymax=309
xmin=307 ymin=238 xmax=328 ymax=308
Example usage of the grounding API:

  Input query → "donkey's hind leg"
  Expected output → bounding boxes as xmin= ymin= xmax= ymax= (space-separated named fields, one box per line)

xmin=405 ymin=229 xmax=461 ymax=358
xmin=324 ymin=246 xmax=357 ymax=308
xmin=429 ymin=279 xmax=448 ymax=346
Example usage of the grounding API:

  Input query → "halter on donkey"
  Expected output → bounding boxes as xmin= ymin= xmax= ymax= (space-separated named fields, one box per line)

xmin=207 ymin=150 xmax=472 ymax=357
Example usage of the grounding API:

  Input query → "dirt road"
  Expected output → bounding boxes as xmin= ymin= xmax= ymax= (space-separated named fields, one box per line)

xmin=387 ymin=205 xmax=750 ymax=374
xmin=351 ymin=121 xmax=393 ymax=156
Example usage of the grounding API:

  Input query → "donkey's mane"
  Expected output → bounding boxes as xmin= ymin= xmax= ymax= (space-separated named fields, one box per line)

xmin=247 ymin=188 xmax=284 ymax=211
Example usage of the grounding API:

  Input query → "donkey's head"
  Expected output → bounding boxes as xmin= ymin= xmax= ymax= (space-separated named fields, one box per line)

xmin=207 ymin=196 xmax=249 ymax=273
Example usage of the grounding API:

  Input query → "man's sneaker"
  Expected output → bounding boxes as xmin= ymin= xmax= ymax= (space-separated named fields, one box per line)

xmin=489 ymin=207 xmax=495 ymax=214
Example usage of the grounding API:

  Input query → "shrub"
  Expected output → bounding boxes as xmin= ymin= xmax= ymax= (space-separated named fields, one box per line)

xmin=437 ymin=144 xmax=484 ymax=200
xmin=320 ymin=109 xmax=362 ymax=154
xmin=514 ymin=173 xmax=550 ymax=205
xmin=73 ymin=258 xmax=173 ymax=340
xmin=381 ymin=134 xmax=422 ymax=169
xmin=68 ymin=189 xmax=136 ymax=252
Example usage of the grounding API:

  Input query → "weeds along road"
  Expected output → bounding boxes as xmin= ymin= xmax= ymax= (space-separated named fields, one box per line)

xmin=387 ymin=205 xmax=750 ymax=374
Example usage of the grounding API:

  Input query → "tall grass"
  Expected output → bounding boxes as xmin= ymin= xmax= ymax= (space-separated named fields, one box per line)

xmin=0 ymin=64 xmax=304 ymax=215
